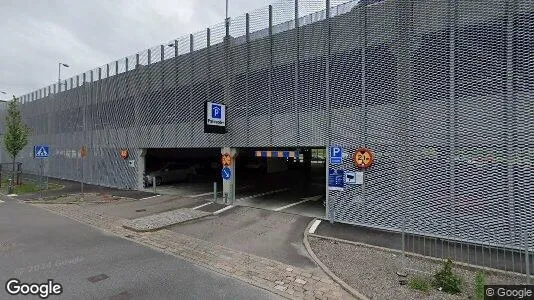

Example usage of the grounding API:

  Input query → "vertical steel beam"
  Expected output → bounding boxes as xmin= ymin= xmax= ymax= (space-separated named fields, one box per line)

xmin=294 ymin=0 xmax=300 ymax=144
xmin=189 ymin=34 xmax=194 ymax=146
xmin=359 ymin=2 xmax=369 ymax=221
xmin=505 ymin=0 xmax=517 ymax=248
xmin=160 ymin=45 xmax=165 ymax=147
xmin=325 ymin=0 xmax=332 ymax=221
xmin=106 ymin=64 xmax=110 ymax=78
xmin=448 ymin=0 xmax=458 ymax=243
xmin=246 ymin=13 xmax=250 ymax=146
xmin=396 ymin=0 xmax=414 ymax=273
xmin=207 ymin=28 xmax=211 ymax=105
xmin=268 ymin=6 xmax=274 ymax=145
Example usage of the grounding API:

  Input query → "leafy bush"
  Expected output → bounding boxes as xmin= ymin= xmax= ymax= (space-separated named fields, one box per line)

xmin=409 ymin=276 xmax=431 ymax=293
xmin=432 ymin=258 xmax=463 ymax=295
xmin=474 ymin=272 xmax=486 ymax=300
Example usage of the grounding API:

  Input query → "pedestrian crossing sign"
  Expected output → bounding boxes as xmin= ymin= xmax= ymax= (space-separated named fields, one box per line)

xmin=34 ymin=145 xmax=50 ymax=158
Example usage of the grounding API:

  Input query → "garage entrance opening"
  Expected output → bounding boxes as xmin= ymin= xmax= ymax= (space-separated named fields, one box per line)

xmin=143 ymin=148 xmax=221 ymax=196
xmin=233 ymin=147 xmax=326 ymax=218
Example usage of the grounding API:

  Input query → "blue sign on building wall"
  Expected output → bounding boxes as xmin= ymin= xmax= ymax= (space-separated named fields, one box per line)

xmin=329 ymin=146 xmax=343 ymax=165
xmin=328 ymin=168 xmax=344 ymax=191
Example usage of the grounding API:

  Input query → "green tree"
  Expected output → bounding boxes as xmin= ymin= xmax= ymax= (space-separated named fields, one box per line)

xmin=3 ymin=96 xmax=30 ymax=193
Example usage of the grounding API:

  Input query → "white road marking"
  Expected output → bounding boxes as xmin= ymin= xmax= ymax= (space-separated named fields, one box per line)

xmin=188 ymin=185 xmax=253 ymax=198
xmin=192 ymin=202 xmax=211 ymax=210
xmin=0 ymin=200 xmax=4 ymax=203
xmin=273 ymin=195 xmax=322 ymax=212
xmin=308 ymin=219 xmax=322 ymax=234
xmin=7 ymin=194 xmax=17 ymax=197
xmin=139 ymin=195 xmax=160 ymax=201
xmin=213 ymin=205 xmax=234 ymax=215
xmin=188 ymin=191 xmax=221 ymax=198
xmin=235 ymin=188 xmax=291 ymax=201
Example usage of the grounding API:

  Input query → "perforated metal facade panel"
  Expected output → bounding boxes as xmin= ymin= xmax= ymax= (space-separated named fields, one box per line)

xmin=1 ymin=0 xmax=532 ymax=249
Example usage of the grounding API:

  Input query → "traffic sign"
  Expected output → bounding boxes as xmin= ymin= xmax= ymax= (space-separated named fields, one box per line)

xmin=120 ymin=149 xmax=129 ymax=159
xmin=81 ymin=146 xmax=88 ymax=157
xmin=329 ymin=146 xmax=343 ymax=165
xmin=353 ymin=148 xmax=374 ymax=168
xmin=221 ymin=153 xmax=232 ymax=167
xmin=328 ymin=168 xmax=344 ymax=191
xmin=34 ymin=145 xmax=49 ymax=158
xmin=221 ymin=167 xmax=231 ymax=180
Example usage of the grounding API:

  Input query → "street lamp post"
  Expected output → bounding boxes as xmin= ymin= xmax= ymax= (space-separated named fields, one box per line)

xmin=58 ymin=63 xmax=69 ymax=92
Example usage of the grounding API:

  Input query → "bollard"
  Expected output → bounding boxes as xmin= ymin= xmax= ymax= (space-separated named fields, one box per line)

xmin=152 ymin=177 xmax=156 ymax=194
xmin=8 ymin=178 xmax=13 ymax=195
xmin=213 ymin=182 xmax=217 ymax=203
xmin=224 ymin=192 xmax=228 ymax=205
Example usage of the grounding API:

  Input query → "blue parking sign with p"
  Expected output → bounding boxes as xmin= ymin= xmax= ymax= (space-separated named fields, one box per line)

xmin=330 ymin=146 xmax=342 ymax=165
xmin=211 ymin=104 xmax=222 ymax=119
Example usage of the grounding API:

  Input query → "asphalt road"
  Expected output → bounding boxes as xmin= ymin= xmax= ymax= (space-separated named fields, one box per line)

xmin=0 ymin=199 xmax=281 ymax=300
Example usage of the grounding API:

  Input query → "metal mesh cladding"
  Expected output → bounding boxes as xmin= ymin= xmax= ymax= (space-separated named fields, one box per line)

xmin=1 ymin=0 xmax=533 ymax=251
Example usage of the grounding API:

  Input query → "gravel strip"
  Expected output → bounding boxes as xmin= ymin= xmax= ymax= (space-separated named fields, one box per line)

xmin=309 ymin=236 xmax=525 ymax=300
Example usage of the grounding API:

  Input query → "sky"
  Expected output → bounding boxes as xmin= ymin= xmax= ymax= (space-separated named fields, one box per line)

xmin=0 ymin=0 xmax=281 ymax=98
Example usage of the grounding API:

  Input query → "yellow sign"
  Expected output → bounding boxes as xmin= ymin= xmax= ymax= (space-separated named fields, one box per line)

xmin=120 ymin=149 xmax=129 ymax=160
xmin=221 ymin=153 xmax=232 ymax=167
xmin=80 ymin=146 xmax=88 ymax=157
xmin=353 ymin=148 xmax=374 ymax=169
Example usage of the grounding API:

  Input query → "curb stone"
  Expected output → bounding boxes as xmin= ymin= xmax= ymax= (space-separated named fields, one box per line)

xmin=303 ymin=218 xmax=370 ymax=300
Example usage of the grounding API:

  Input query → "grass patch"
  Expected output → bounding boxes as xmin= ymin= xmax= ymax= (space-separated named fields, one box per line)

xmin=474 ymin=272 xmax=485 ymax=300
xmin=432 ymin=258 xmax=464 ymax=295
xmin=409 ymin=276 xmax=431 ymax=293
xmin=1 ymin=181 xmax=62 ymax=195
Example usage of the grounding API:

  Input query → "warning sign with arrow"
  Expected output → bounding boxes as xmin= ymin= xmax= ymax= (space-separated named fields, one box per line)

xmin=353 ymin=148 xmax=374 ymax=169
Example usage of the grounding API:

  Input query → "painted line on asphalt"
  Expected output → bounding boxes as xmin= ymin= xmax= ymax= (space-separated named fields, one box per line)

xmin=139 ymin=195 xmax=161 ymax=201
xmin=235 ymin=188 xmax=291 ymax=201
xmin=188 ymin=185 xmax=254 ymax=198
xmin=308 ymin=219 xmax=322 ymax=234
xmin=0 ymin=200 xmax=4 ymax=203
xmin=213 ymin=205 xmax=234 ymax=215
xmin=192 ymin=202 xmax=211 ymax=210
xmin=273 ymin=195 xmax=322 ymax=212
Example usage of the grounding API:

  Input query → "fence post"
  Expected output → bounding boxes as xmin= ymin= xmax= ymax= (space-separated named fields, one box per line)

xmin=526 ymin=232 xmax=531 ymax=284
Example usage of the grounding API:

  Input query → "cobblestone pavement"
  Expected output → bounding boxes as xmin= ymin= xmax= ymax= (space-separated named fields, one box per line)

xmin=123 ymin=208 xmax=212 ymax=232
xmin=33 ymin=202 xmax=352 ymax=300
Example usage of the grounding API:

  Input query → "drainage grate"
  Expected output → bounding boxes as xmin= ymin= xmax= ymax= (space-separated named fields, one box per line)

xmin=87 ymin=274 xmax=109 ymax=283
xmin=109 ymin=291 xmax=131 ymax=300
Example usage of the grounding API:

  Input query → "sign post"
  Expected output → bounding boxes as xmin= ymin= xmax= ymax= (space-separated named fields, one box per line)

xmin=34 ymin=145 xmax=50 ymax=199
xmin=220 ymin=147 xmax=237 ymax=205
xmin=81 ymin=146 xmax=87 ymax=199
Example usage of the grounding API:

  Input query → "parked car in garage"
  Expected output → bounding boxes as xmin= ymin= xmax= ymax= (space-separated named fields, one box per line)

xmin=144 ymin=162 xmax=197 ymax=187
